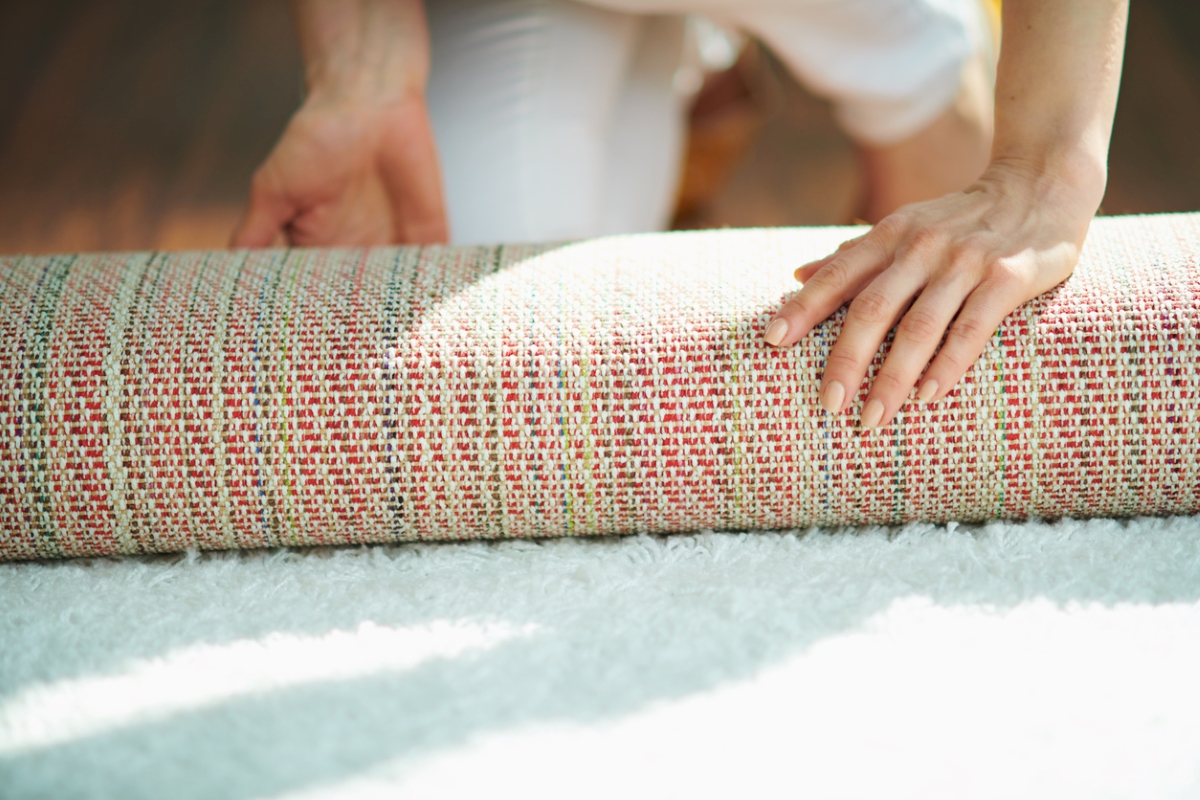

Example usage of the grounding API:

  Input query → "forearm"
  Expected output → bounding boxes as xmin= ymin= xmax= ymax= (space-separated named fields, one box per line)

xmin=290 ymin=0 xmax=430 ymax=101
xmin=990 ymin=0 xmax=1129 ymax=207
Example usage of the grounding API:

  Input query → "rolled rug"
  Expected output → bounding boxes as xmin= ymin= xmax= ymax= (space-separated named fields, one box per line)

xmin=1 ymin=213 xmax=1198 ymax=561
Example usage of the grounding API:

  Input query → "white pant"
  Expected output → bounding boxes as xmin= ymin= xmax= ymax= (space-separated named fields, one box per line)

xmin=425 ymin=0 xmax=992 ymax=245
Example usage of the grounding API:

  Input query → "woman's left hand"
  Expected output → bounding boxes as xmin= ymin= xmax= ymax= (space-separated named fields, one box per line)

xmin=762 ymin=158 xmax=1099 ymax=429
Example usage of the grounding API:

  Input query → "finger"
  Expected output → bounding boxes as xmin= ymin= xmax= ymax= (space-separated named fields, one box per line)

xmin=230 ymin=172 xmax=297 ymax=248
xmin=378 ymin=104 xmax=450 ymax=244
xmin=793 ymin=255 xmax=835 ymax=284
xmin=817 ymin=266 xmax=926 ymax=416
xmin=793 ymin=234 xmax=867 ymax=282
xmin=857 ymin=277 xmax=971 ymax=429
xmin=917 ymin=279 xmax=1026 ymax=404
xmin=765 ymin=232 xmax=895 ymax=349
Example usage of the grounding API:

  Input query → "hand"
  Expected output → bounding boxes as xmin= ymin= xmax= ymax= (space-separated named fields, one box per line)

xmin=231 ymin=0 xmax=447 ymax=247
xmin=764 ymin=0 xmax=1127 ymax=429
xmin=231 ymin=92 xmax=448 ymax=247
xmin=763 ymin=159 xmax=1100 ymax=429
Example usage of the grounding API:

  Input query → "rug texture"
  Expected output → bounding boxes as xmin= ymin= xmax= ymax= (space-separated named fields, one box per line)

xmin=3 ymin=517 xmax=1200 ymax=799
xmin=2 ymin=214 xmax=1199 ymax=559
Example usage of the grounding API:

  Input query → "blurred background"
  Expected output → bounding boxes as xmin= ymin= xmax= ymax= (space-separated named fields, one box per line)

xmin=0 ymin=0 xmax=1197 ymax=254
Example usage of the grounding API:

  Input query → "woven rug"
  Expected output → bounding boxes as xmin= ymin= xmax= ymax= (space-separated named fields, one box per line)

xmin=2 ymin=213 xmax=1199 ymax=560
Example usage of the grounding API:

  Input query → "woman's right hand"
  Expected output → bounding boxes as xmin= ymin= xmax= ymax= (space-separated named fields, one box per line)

xmin=231 ymin=0 xmax=447 ymax=247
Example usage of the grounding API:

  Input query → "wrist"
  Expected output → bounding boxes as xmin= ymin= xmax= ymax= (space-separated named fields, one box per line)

xmin=983 ymin=143 xmax=1107 ymax=215
xmin=305 ymin=63 xmax=426 ymax=109
xmin=294 ymin=0 xmax=429 ymax=104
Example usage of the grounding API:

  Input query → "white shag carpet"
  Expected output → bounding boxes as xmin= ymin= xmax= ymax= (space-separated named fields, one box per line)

xmin=4 ymin=517 xmax=1200 ymax=799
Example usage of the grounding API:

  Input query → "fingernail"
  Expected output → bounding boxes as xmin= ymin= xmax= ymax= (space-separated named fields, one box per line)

xmin=860 ymin=398 xmax=885 ymax=430
xmin=820 ymin=380 xmax=845 ymax=414
xmin=764 ymin=318 xmax=789 ymax=346
xmin=917 ymin=379 xmax=938 ymax=403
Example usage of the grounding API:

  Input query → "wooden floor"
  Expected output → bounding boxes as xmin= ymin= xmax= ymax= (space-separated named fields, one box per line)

xmin=0 ymin=0 xmax=302 ymax=253
xmin=1 ymin=0 xmax=1198 ymax=254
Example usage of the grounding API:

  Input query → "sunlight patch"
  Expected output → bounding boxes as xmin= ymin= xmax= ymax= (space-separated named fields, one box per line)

xmin=0 ymin=619 xmax=537 ymax=755
xmin=269 ymin=597 xmax=1200 ymax=800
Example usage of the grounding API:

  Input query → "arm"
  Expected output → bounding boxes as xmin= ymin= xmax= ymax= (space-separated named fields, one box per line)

xmin=231 ymin=0 xmax=448 ymax=247
xmin=764 ymin=0 xmax=1129 ymax=429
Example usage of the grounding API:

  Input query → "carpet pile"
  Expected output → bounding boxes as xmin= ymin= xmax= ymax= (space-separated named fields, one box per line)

xmin=3 ymin=516 xmax=1200 ymax=798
